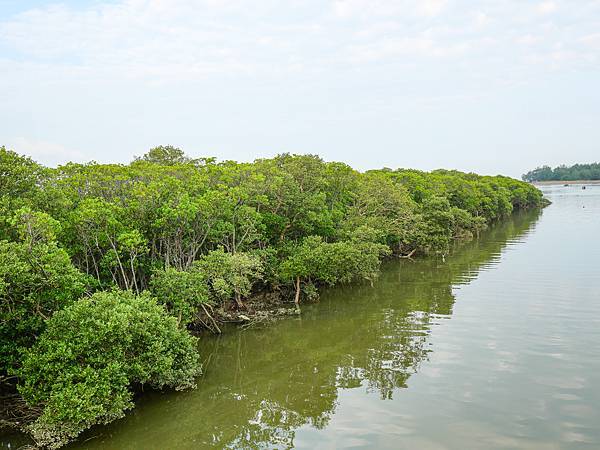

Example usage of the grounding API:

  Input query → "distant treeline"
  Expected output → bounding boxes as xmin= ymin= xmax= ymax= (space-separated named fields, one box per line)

xmin=522 ymin=163 xmax=600 ymax=182
xmin=1 ymin=145 xmax=545 ymax=448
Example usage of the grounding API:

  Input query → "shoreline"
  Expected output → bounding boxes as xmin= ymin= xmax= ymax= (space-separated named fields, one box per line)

xmin=532 ymin=180 xmax=600 ymax=186
xmin=0 ymin=208 xmax=546 ymax=446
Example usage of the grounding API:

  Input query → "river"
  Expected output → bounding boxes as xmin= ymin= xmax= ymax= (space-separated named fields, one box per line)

xmin=3 ymin=185 xmax=600 ymax=449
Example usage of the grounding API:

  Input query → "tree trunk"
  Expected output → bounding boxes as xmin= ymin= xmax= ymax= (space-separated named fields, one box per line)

xmin=294 ymin=276 xmax=301 ymax=307
xmin=279 ymin=223 xmax=292 ymax=242
xmin=130 ymin=254 xmax=140 ymax=294
xmin=109 ymin=239 xmax=129 ymax=290
xmin=234 ymin=292 xmax=245 ymax=310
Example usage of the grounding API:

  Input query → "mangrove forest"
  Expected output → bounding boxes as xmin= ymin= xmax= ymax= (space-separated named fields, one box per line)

xmin=0 ymin=145 xmax=545 ymax=448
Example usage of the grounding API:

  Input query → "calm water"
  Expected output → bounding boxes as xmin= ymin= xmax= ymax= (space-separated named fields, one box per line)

xmin=4 ymin=185 xmax=600 ymax=449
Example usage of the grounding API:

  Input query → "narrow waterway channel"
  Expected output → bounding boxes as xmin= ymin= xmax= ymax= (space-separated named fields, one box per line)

xmin=5 ymin=185 xmax=600 ymax=449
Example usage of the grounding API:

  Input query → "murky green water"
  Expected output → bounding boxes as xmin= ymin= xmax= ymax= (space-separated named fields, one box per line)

xmin=4 ymin=185 xmax=600 ymax=449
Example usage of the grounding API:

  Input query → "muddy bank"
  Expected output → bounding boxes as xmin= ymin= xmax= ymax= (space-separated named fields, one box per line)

xmin=192 ymin=290 xmax=301 ymax=334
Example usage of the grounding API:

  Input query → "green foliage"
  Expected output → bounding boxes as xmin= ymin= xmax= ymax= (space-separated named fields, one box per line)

xmin=280 ymin=236 xmax=390 ymax=302
xmin=523 ymin=162 xmax=600 ymax=182
xmin=0 ymin=146 xmax=47 ymax=201
xmin=8 ymin=207 xmax=62 ymax=245
xmin=340 ymin=172 xmax=416 ymax=252
xmin=0 ymin=236 xmax=88 ymax=373
xmin=412 ymin=196 xmax=456 ymax=255
xmin=21 ymin=148 xmax=542 ymax=293
xmin=135 ymin=145 xmax=191 ymax=165
xmin=195 ymin=248 xmax=263 ymax=307
xmin=0 ymin=148 xmax=49 ymax=240
xmin=149 ymin=267 xmax=210 ymax=326
xmin=17 ymin=290 xmax=200 ymax=449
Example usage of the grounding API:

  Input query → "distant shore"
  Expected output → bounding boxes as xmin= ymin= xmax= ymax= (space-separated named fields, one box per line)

xmin=532 ymin=180 xmax=600 ymax=186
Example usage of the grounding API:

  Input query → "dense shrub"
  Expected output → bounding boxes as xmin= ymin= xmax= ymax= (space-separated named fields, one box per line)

xmin=195 ymin=248 xmax=264 ymax=308
xmin=17 ymin=291 xmax=201 ymax=449
xmin=149 ymin=266 xmax=210 ymax=326
xmin=0 ymin=146 xmax=47 ymax=202
xmin=0 ymin=240 xmax=87 ymax=373
xmin=280 ymin=235 xmax=390 ymax=305
xmin=0 ymin=207 xmax=89 ymax=373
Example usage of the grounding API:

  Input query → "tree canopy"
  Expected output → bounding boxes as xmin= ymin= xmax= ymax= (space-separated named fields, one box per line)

xmin=522 ymin=163 xmax=600 ymax=182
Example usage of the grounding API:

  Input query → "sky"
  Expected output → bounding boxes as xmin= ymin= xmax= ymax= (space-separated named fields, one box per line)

xmin=1 ymin=0 xmax=599 ymax=178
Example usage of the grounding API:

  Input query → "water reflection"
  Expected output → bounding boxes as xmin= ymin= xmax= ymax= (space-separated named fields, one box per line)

xmin=63 ymin=210 xmax=541 ymax=450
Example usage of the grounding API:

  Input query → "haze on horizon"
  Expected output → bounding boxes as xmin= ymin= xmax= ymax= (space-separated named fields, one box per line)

xmin=1 ymin=0 xmax=599 ymax=178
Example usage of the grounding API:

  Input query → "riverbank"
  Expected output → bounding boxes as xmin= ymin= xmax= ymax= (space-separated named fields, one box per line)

xmin=194 ymin=290 xmax=299 ymax=333
xmin=59 ymin=188 xmax=600 ymax=449
xmin=0 ymin=220 xmax=533 ymax=442
xmin=1 ymin=147 xmax=548 ymax=449
xmin=533 ymin=180 xmax=600 ymax=185
xmin=69 ymin=205 xmax=598 ymax=450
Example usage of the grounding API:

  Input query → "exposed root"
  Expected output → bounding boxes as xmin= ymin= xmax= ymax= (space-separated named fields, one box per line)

xmin=398 ymin=248 xmax=417 ymax=259
xmin=198 ymin=303 xmax=222 ymax=334
xmin=191 ymin=290 xmax=300 ymax=334
xmin=0 ymin=391 xmax=41 ymax=432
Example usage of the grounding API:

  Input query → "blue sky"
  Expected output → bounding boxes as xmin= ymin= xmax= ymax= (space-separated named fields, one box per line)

xmin=1 ymin=0 xmax=599 ymax=177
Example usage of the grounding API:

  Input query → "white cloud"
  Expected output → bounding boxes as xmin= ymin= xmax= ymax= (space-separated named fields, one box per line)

xmin=537 ymin=1 xmax=558 ymax=14
xmin=580 ymin=32 xmax=600 ymax=49
xmin=0 ymin=0 xmax=598 ymax=88
xmin=416 ymin=0 xmax=448 ymax=17
xmin=0 ymin=1 xmax=598 ymax=175
xmin=473 ymin=11 xmax=490 ymax=28
xmin=517 ymin=34 xmax=541 ymax=46
xmin=0 ymin=0 xmax=286 ymax=82
xmin=1 ymin=7 xmax=598 ymax=177
xmin=332 ymin=0 xmax=447 ymax=19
